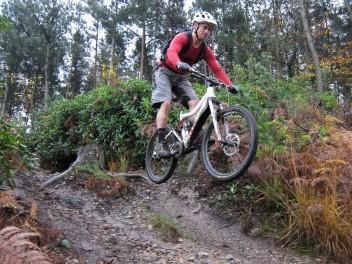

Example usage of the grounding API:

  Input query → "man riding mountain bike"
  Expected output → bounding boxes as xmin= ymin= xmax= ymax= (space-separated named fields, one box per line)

xmin=152 ymin=10 xmax=240 ymax=158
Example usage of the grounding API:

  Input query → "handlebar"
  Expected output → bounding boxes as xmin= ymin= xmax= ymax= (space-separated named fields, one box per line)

xmin=189 ymin=70 xmax=224 ymax=87
xmin=188 ymin=69 xmax=240 ymax=95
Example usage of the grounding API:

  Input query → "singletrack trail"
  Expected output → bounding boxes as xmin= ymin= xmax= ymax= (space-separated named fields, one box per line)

xmin=13 ymin=169 xmax=330 ymax=264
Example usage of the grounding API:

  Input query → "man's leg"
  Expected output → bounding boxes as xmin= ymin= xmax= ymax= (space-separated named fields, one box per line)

xmin=186 ymin=99 xmax=199 ymax=124
xmin=188 ymin=99 xmax=199 ymax=112
xmin=173 ymin=76 xmax=198 ymax=116
xmin=186 ymin=98 xmax=201 ymax=173
xmin=152 ymin=67 xmax=174 ymax=158
xmin=156 ymin=100 xmax=172 ymax=129
xmin=155 ymin=100 xmax=172 ymax=157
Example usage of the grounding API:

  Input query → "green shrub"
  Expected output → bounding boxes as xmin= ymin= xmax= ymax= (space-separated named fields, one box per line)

xmin=0 ymin=118 xmax=34 ymax=187
xmin=316 ymin=90 xmax=338 ymax=111
xmin=30 ymin=80 xmax=154 ymax=171
xmin=227 ymin=57 xmax=338 ymax=157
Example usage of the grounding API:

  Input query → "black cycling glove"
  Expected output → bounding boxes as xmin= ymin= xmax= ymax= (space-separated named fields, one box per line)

xmin=176 ymin=62 xmax=192 ymax=72
xmin=227 ymin=84 xmax=240 ymax=94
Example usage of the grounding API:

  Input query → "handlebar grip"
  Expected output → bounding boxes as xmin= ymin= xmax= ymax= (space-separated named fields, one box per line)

xmin=226 ymin=84 xmax=240 ymax=94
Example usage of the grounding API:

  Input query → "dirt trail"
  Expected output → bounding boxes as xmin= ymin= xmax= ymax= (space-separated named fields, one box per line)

xmin=13 ymin=169 xmax=330 ymax=264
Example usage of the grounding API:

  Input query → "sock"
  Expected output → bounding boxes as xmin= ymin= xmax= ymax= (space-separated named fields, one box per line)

xmin=157 ymin=128 xmax=167 ymax=142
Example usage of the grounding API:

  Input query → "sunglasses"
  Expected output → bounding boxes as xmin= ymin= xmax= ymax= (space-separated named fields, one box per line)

xmin=199 ymin=24 xmax=214 ymax=32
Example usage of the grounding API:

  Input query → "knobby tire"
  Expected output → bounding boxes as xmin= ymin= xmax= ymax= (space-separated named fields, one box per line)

xmin=145 ymin=130 xmax=178 ymax=184
xmin=201 ymin=106 xmax=258 ymax=181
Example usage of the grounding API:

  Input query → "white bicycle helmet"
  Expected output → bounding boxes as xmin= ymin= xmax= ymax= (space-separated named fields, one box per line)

xmin=192 ymin=11 xmax=217 ymax=27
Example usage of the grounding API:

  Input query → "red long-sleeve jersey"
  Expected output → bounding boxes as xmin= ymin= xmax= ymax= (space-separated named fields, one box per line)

xmin=163 ymin=32 xmax=232 ymax=86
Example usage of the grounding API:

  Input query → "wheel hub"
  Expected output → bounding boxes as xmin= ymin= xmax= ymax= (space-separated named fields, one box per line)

xmin=223 ymin=134 xmax=240 ymax=156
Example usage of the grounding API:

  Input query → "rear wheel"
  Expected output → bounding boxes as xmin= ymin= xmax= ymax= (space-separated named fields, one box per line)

xmin=201 ymin=106 xmax=258 ymax=181
xmin=145 ymin=128 xmax=178 ymax=184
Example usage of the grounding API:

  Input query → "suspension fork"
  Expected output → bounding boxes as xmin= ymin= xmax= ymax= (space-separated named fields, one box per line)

xmin=223 ymin=115 xmax=230 ymax=136
xmin=208 ymin=98 xmax=223 ymax=142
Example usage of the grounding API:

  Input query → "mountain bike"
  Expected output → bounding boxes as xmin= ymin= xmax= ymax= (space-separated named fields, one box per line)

xmin=145 ymin=69 xmax=258 ymax=184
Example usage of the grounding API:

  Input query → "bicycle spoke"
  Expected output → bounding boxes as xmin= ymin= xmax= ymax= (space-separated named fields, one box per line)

xmin=145 ymin=129 xmax=178 ymax=184
xmin=202 ymin=106 xmax=258 ymax=180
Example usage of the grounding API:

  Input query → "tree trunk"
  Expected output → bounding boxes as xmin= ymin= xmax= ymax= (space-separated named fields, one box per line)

xmin=1 ymin=70 xmax=17 ymax=117
xmin=44 ymin=45 xmax=50 ymax=111
xmin=342 ymin=85 xmax=351 ymax=111
xmin=26 ymin=73 xmax=40 ymax=127
xmin=0 ymin=77 xmax=10 ymax=117
xmin=273 ymin=0 xmax=283 ymax=78
xmin=152 ymin=0 xmax=161 ymax=73
xmin=345 ymin=0 xmax=352 ymax=18
xmin=299 ymin=0 xmax=324 ymax=92
xmin=140 ymin=25 xmax=145 ymax=79
xmin=108 ymin=37 xmax=115 ymax=86
xmin=152 ymin=23 xmax=157 ymax=73
xmin=286 ymin=48 xmax=298 ymax=77
xmin=94 ymin=22 xmax=99 ymax=89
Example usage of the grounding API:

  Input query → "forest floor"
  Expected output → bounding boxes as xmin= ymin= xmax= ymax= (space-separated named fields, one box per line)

xmin=8 ymin=162 xmax=335 ymax=264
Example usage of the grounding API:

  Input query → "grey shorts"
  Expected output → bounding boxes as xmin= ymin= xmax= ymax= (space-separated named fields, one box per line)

xmin=151 ymin=67 xmax=198 ymax=108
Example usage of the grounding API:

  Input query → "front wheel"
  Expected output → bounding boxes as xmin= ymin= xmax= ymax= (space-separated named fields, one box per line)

xmin=201 ymin=106 xmax=258 ymax=181
xmin=145 ymin=128 xmax=178 ymax=184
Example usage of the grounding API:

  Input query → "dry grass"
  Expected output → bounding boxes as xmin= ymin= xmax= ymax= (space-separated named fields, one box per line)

xmin=0 ymin=191 xmax=24 ymax=229
xmin=0 ymin=192 xmax=57 ymax=263
xmin=140 ymin=121 xmax=156 ymax=138
xmin=74 ymin=171 xmax=129 ymax=197
xmin=258 ymin=106 xmax=352 ymax=258
xmin=0 ymin=191 xmax=66 ymax=262
xmin=283 ymin=153 xmax=352 ymax=256
xmin=0 ymin=226 xmax=53 ymax=264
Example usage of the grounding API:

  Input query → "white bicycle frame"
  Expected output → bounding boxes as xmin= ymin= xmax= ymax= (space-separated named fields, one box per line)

xmin=171 ymin=84 xmax=224 ymax=148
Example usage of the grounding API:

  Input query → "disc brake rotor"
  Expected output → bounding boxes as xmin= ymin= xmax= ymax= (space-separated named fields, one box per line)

xmin=223 ymin=134 xmax=240 ymax=156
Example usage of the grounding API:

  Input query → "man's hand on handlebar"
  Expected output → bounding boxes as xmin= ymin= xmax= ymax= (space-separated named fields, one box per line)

xmin=227 ymin=84 xmax=240 ymax=94
xmin=176 ymin=62 xmax=192 ymax=72
xmin=175 ymin=66 xmax=240 ymax=94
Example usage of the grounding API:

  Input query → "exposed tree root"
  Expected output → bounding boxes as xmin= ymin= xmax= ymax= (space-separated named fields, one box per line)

xmin=103 ymin=170 xmax=151 ymax=184
xmin=41 ymin=144 xmax=103 ymax=188
xmin=40 ymin=144 xmax=150 ymax=188
xmin=40 ymin=157 xmax=81 ymax=189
